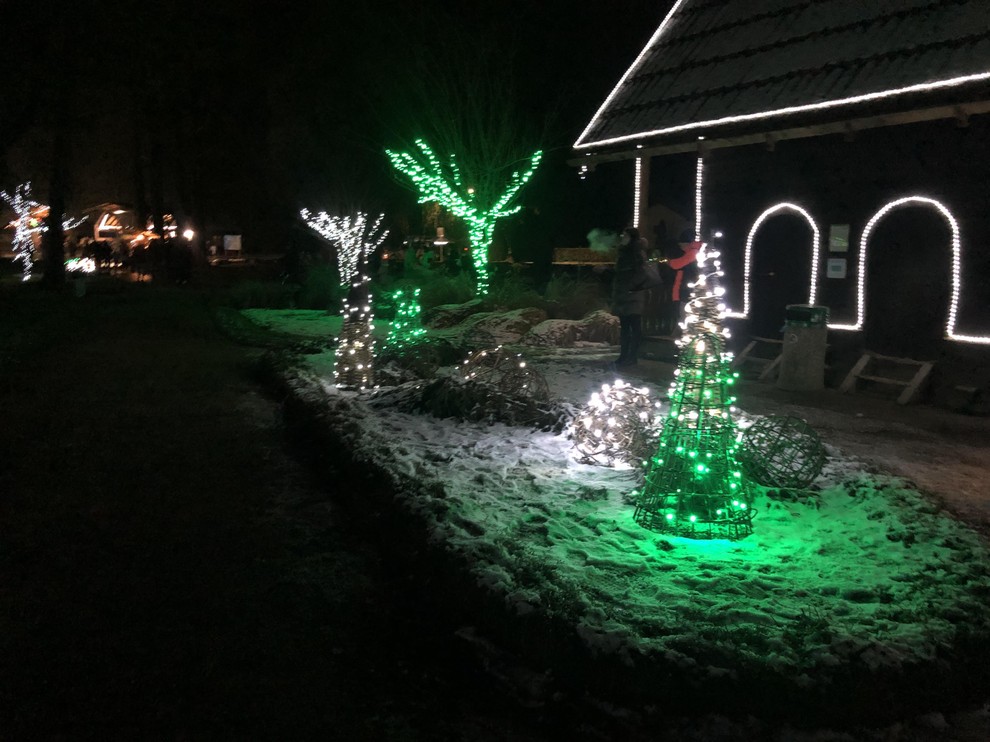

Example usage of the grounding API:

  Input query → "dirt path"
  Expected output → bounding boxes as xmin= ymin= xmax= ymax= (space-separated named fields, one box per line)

xmin=0 ymin=283 xmax=548 ymax=740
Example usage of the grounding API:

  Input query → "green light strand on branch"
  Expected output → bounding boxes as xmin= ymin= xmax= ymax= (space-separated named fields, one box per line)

xmin=383 ymin=288 xmax=427 ymax=352
xmin=385 ymin=139 xmax=542 ymax=296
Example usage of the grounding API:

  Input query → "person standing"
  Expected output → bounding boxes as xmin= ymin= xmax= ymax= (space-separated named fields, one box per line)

xmin=611 ymin=227 xmax=654 ymax=367
xmin=663 ymin=229 xmax=702 ymax=336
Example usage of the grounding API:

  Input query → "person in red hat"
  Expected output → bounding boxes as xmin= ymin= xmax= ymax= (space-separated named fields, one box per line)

xmin=662 ymin=228 xmax=702 ymax=336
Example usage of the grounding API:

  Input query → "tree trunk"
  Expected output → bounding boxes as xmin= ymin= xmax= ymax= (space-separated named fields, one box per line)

xmin=42 ymin=110 xmax=71 ymax=289
xmin=132 ymin=112 xmax=150 ymax=230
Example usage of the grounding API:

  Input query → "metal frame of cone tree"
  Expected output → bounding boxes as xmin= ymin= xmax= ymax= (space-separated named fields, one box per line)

xmin=634 ymin=242 xmax=755 ymax=539
xmin=633 ymin=332 xmax=754 ymax=538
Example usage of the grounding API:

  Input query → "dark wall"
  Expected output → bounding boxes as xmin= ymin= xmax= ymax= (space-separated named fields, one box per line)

xmin=696 ymin=115 xmax=990 ymax=357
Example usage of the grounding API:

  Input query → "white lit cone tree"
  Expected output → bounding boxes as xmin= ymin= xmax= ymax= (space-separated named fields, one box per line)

xmin=301 ymin=210 xmax=389 ymax=390
xmin=634 ymin=243 xmax=755 ymax=539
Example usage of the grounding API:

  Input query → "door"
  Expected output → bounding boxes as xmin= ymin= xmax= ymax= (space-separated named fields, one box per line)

xmin=749 ymin=214 xmax=814 ymax=338
xmin=864 ymin=208 xmax=950 ymax=358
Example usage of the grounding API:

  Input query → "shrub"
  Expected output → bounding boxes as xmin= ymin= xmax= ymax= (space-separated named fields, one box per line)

xmin=296 ymin=264 xmax=345 ymax=311
xmin=486 ymin=270 xmax=546 ymax=313
xmin=544 ymin=273 xmax=608 ymax=319
xmin=373 ymin=265 xmax=474 ymax=314
xmin=223 ymin=280 xmax=299 ymax=309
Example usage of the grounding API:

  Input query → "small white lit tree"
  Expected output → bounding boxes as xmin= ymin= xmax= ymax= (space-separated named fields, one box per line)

xmin=300 ymin=209 xmax=388 ymax=390
xmin=1 ymin=183 xmax=43 ymax=281
xmin=0 ymin=182 xmax=85 ymax=282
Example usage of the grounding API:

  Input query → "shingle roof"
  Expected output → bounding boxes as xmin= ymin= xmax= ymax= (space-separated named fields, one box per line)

xmin=574 ymin=0 xmax=990 ymax=151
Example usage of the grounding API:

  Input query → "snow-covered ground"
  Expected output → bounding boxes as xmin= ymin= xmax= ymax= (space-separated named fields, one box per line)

xmin=247 ymin=308 xmax=990 ymax=735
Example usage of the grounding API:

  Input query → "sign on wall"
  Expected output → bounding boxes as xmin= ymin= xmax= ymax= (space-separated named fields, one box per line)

xmin=223 ymin=234 xmax=242 ymax=254
xmin=828 ymin=224 xmax=850 ymax=252
xmin=827 ymin=257 xmax=847 ymax=279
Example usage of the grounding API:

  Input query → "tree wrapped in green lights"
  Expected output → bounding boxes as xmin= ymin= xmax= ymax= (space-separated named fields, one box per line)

xmin=386 ymin=139 xmax=542 ymax=296
xmin=634 ymin=243 xmax=755 ymax=539
xmin=382 ymin=287 xmax=427 ymax=352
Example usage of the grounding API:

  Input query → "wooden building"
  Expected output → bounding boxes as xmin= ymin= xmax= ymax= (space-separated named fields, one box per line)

xmin=571 ymin=0 xmax=990 ymax=394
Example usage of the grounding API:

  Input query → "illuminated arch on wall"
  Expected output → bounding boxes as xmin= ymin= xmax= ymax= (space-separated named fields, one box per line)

xmin=725 ymin=202 xmax=821 ymax=320
xmin=840 ymin=196 xmax=990 ymax=344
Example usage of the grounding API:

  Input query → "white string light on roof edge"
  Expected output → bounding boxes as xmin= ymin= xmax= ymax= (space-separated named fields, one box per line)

xmin=573 ymin=0 xmax=689 ymax=149
xmin=575 ymin=69 xmax=990 ymax=149
xmin=724 ymin=202 xmax=821 ymax=320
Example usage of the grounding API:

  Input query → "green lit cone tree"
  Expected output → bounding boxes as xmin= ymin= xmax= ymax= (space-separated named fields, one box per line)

xmin=634 ymin=242 xmax=755 ymax=539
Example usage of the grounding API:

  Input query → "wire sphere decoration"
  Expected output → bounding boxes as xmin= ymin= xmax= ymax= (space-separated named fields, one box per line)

xmin=572 ymin=380 xmax=662 ymax=466
xmin=496 ymin=364 xmax=550 ymax=402
xmin=459 ymin=346 xmax=515 ymax=385
xmin=737 ymin=415 xmax=826 ymax=489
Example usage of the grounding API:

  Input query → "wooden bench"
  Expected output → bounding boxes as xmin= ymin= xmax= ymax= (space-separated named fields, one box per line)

xmin=838 ymin=351 xmax=934 ymax=405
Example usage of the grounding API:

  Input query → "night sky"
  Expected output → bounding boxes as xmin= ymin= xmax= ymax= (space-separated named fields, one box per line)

xmin=0 ymin=0 xmax=675 ymax=250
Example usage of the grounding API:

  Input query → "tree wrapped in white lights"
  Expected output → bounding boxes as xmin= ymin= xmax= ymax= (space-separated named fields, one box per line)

xmin=2 ymin=182 xmax=87 ymax=282
xmin=1 ymin=183 xmax=43 ymax=281
xmin=300 ymin=209 xmax=386 ymax=390
xmin=386 ymin=139 xmax=542 ymax=296
xmin=335 ymin=279 xmax=376 ymax=391
xmin=300 ymin=209 xmax=389 ymax=287
xmin=634 ymin=243 xmax=755 ymax=539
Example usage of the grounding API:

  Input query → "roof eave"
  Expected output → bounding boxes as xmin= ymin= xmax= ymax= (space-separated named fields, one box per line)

xmin=569 ymin=97 xmax=990 ymax=167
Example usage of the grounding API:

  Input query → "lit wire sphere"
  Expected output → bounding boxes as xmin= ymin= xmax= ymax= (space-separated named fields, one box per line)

xmin=737 ymin=415 xmax=825 ymax=489
xmin=459 ymin=346 xmax=515 ymax=385
xmin=573 ymin=379 xmax=662 ymax=466
xmin=458 ymin=345 xmax=550 ymax=404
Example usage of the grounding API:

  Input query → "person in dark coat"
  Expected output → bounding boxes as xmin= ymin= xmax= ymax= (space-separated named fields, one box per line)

xmin=611 ymin=227 xmax=652 ymax=367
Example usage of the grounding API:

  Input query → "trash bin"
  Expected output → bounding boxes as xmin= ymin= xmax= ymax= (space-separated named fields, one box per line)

xmin=776 ymin=304 xmax=829 ymax=392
